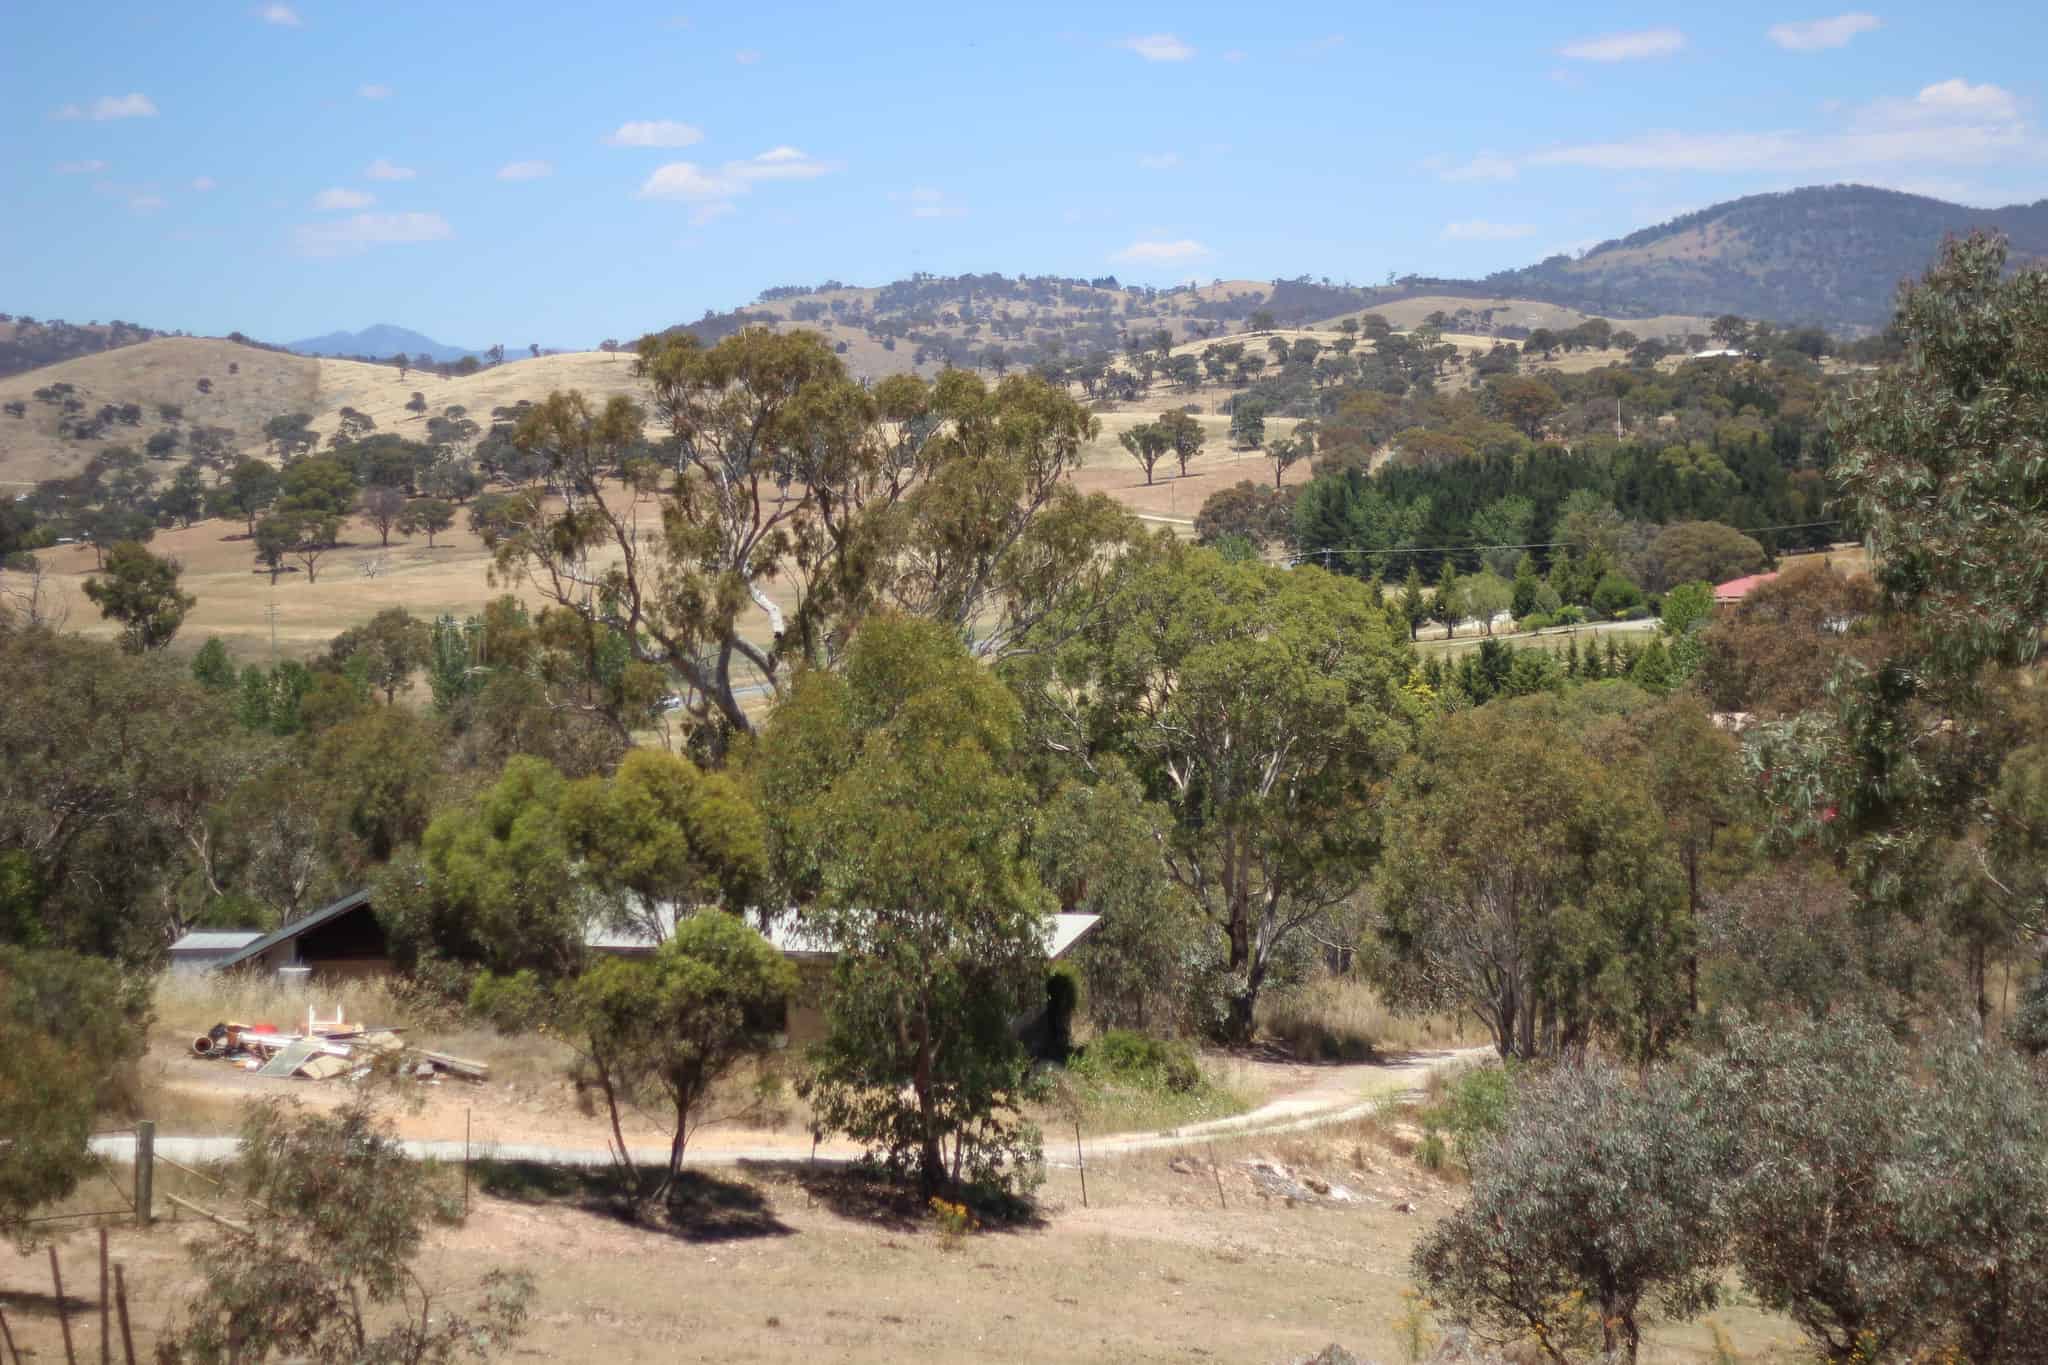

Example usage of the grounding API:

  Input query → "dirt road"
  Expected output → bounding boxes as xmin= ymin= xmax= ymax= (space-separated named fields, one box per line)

xmin=97 ymin=1046 xmax=1489 ymax=1171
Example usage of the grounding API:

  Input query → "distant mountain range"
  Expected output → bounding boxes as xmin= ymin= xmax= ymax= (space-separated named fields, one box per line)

xmin=1422 ymin=184 xmax=2048 ymax=333
xmin=283 ymin=323 xmax=483 ymax=363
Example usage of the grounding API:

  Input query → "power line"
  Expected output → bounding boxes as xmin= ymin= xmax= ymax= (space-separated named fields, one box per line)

xmin=1287 ymin=518 xmax=1850 ymax=567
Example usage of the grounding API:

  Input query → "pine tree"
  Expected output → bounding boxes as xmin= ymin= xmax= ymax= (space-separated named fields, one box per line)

xmin=1434 ymin=559 xmax=1462 ymax=639
xmin=1548 ymin=546 xmax=1580 ymax=606
xmin=1512 ymin=553 xmax=1541 ymax=619
xmin=1399 ymin=565 xmax=1428 ymax=641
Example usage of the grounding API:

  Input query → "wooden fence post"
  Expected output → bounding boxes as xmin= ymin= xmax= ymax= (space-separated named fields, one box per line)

xmin=98 ymin=1227 xmax=109 ymax=1364
xmin=132 ymin=1122 xmax=154 ymax=1229
xmin=48 ymin=1244 xmax=77 ymax=1365
xmin=113 ymin=1266 xmax=136 ymax=1365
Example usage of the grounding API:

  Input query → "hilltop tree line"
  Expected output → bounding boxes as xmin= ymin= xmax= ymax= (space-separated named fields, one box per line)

xmin=0 ymin=313 xmax=170 ymax=378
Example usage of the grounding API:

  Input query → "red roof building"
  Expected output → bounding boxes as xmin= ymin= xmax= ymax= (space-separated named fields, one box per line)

xmin=1714 ymin=571 xmax=1779 ymax=605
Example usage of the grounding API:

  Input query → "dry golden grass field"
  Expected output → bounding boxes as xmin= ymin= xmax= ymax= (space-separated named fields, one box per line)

xmin=8 ymin=962 xmax=1799 ymax=1365
xmin=2 ymin=1134 xmax=1805 ymax=1365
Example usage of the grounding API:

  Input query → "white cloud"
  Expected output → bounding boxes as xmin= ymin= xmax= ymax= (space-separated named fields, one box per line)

xmin=733 ymin=145 xmax=831 ymax=181
xmin=53 ymin=93 xmax=158 ymax=121
xmin=365 ymin=157 xmax=416 ymax=180
xmin=1221 ymin=49 xmax=1246 ymax=62
xmin=895 ymin=186 xmax=964 ymax=219
xmin=55 ymin=160 xmax=108 ymax=174
xmin=1442 ymin=219 xmax=1536 ymax=241
xmin=190 ymin=176 xmax=217 ymax=191
xmin=605 ymin=120 xmax=704 ymax=148
xmin=128 ymin=194 xmax=166 ymax=214
xmin=1111 ymin=239 xmax=1213 ymax=264
xmin=1121 ymin=33 xmax=1194 ymax=62
xmin=735 ymin=49 xmax=762 ymax=64
xmin=637 ymin=146 xmax=835 ymax=220
xmin=256 ymin=4 xmax=301 ymax=26
xmin=1905 ymin=77 xmax=2021 ymax=123
xmin=1519 ymin=78 xmax=2032 ymax=177
xmin=497 ymin=160 xmax=553 ymax=181
xmin=1137 ymin=152 xmax=1182 ymax=170
xmin=295 ymin=211 xmax=453 ymax=256
xmin=640 ymin=163 xmax=735 ymax=200
xmin=1435 ymin=153 xmax=1518 ymax=183
xmin=1767 ymin=13 xmax=1881 ymax=51
xmin=358 ymin=83 xmax=393 ymax=99
xmin=313 ymin=187 xmax=375 ymax=210
xmin=1558 ymin=28 xmax=1685 ymax=61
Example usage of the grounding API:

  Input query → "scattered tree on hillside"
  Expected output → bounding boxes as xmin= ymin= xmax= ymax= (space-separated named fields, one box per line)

xmin=1118 ymin=421 xmax=1170 ymax=485
xmin=356 ymin=484 xmax=406 ymax=547
xmin=328 ymin=607 xmax=433 ymax=704
xmin=82 ymin=540 xmax=195 ymax=652
xmin=1228 ymin=401 xmax=1261 ymax=448
xmin=1158 ymin=409 xmax=1204 ymax=477
xmin=262 ymin=412 xmax=317 ymax=461
xmin=398 ymin=497 xmax=455 ymax=547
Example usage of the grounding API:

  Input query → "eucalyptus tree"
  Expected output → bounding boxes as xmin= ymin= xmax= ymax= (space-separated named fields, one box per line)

xmin=482 ymin=329 xmax=1127 ymax=744
xmin=1014 ymin=541 xmax=1420 ymax=1041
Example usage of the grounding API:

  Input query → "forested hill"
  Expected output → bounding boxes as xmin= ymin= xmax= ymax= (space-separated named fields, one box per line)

xmin=0 ymin=314 xmax=171 ymax=379
xmin=1445 ymin=185 xmax=2048 ymax=332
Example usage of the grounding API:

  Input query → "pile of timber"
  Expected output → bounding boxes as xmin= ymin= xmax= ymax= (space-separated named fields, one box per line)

xmin=188 ymin=1004 xmax=487 ymax=1082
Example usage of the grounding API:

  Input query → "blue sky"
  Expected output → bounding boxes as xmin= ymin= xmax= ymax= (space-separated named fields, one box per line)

xmin=5 ymin=2 xmax=2044 ymax=348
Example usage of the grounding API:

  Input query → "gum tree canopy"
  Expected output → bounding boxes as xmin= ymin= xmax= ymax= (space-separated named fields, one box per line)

xmin=485 ymin=329 xmax=1129 ymax=742
xmin=1016 ymin=541 xmax=1420 ymax=1041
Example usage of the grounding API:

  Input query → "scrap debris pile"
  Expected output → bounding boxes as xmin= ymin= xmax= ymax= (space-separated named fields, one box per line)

xmin=189 ymin=1004 xmax=489 ymax=1084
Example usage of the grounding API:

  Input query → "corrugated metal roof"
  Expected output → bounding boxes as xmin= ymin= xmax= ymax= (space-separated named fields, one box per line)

xmin=592 ymin=904 xmax=1102 ymax=961
xmin=213 ymin=889 xmax=373 ymax=970
xmin=170 ymin=931 xmax=265 ymax=953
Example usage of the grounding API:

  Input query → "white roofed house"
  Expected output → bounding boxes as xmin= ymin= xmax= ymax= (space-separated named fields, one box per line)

xmin=597 ymin=902 xmax=1103 ymax=1047
xmin=192 ymin=888 xmax=1100 ymax=1046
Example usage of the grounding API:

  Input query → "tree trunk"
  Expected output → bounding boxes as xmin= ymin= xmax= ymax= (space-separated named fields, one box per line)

xmin=915 ymin=1002 xmax=943 ymax=1196
xmin=1684 ymin=840 xmax=1701 ymax=1015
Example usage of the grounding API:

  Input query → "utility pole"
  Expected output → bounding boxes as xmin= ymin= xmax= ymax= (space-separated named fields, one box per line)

xmin=266 ymin=598 xmax=279 ymax=663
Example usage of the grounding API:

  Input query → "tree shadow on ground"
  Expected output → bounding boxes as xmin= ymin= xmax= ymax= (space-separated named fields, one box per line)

xmin=740 ymin=1158 xmax=1048 ymax=1236
xmin=1235 ymin=1039 xmax=1389 ymax=1066
xmin=473 ymin=1159 xmax=792 ymax=1243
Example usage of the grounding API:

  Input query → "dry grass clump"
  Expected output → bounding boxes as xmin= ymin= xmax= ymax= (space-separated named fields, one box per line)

xmin=1257 ymin=974 xmax=1478 ymax=1061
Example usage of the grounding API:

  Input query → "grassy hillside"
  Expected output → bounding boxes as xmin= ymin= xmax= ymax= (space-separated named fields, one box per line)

xmin=0 ymin=338 xmax=320 ymax=488
xmin=0 ymin=340 xmax=652 ymax=489
xmin=0 ymin=314 xmax=170 ymax=379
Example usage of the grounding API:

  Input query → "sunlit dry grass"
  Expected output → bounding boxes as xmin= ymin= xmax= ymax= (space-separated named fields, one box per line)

xmin=1256 ymin=973 xmax=1480 ymax=1060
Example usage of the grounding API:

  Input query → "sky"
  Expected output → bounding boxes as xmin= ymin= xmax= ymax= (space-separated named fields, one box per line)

xmin=4 ymin=1 xmax=2045 ymax=349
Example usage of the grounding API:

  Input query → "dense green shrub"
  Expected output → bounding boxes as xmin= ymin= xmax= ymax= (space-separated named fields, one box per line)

xmin=1422 ymin=1063 xmax=1517 ymax=1171
xmin=1414 ymin=1060 xmax=1726 ymax=1365
xmin=1075 ymin=1028 xmax=1201 ymax=1093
